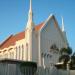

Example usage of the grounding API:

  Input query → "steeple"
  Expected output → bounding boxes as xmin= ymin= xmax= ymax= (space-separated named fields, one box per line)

xmin=30 ymin=0 xmax=32 ymax=12
xmin=61 ymin=16 xmax=65 ymax=32
xmin=61 ymin=16 xmax=68 ymax=47
xmin=25 ymin=0 xmax=35 ymax=62
xmin=29 ymin=0 xmax=33 ymax=22
xmin=26 ymin=0 xmax=34 ymax=29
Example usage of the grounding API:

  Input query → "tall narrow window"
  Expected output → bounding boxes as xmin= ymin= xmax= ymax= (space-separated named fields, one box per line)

xmin=22 ymin=45 xmax=24 ymax=60
xmin=41 ymin=53 xmax=45 ymax=68
xmin=11 ymin=52 xmax=14 ymax=59
xmin=19 ymin=46 xmax=21 ymax=60
xmin=10 ymin=52 xmax=12 ymax=59
xmin=0 ymin=55 xmax=2 ymax=59
xmin=9 ymin=52 xmax=11 ymax=59
xmin=16 ymin=47 xmax=17 ymax=59
xmin=5 ymin=53 xmax=8 ymax=58
xmin=26 ymin=43 xmax=28 ymax=60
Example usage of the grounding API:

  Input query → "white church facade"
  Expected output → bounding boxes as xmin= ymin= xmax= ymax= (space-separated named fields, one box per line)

xmin=0 ymin=0 xmax=68 ymax=69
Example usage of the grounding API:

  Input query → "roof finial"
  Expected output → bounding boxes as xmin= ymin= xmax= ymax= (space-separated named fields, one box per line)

xmin=61 ymin=16 xmax=65 ymax=31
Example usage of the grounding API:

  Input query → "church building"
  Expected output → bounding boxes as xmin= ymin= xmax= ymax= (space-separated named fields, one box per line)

xmin=0 ymin=0 xmax=68 ymax=68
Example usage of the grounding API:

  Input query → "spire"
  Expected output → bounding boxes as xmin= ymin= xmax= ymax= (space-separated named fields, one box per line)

xmin=30 ymin=0 xmax=32 ymax=12
xmin=61 ymin=16 xmax=65 ymax=31
xmin=29 ymin=0 xmax=33 ymax=22
xmin=26 ymin=0 xmax=34 ymax=29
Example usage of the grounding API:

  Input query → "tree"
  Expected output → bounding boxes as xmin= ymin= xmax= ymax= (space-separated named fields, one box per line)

xmin=58 ymin=54 xmax=70 ymax=69
xmin=70 ymin=52 xmax=75 ymax=69
xmin=59 ymin=55 xmax=70 ymax=64
xmin=60 ymin=47 xmax=72 ymax=55
xmin=50 ymin=44 xmax=59 ymax=51
xmin=58 ymin=46 xmax=72 ymax=69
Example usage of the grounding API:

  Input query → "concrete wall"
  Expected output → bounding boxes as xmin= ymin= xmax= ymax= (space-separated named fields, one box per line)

xmin=0 ymin=60 xmax=37 ymax=75
xmin=0 ymin=60 xmax=75 ymax=75
xmin=36 ymin=67 xmax=75 ymax=75
xmin=0 ymin=62 xmax=21 ymax=75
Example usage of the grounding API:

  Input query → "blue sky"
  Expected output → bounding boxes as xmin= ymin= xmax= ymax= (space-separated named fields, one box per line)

xmin=0 ymin=0 xmax=75 ymax=51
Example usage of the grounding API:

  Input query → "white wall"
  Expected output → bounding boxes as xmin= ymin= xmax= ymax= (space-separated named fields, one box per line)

xmin=40 ymin=17 xmax=67 ymax=67
xmin=37 ymin=67 xmax=75 ymax=75
xmin=32 ymin=30 xmax=38 ymax=63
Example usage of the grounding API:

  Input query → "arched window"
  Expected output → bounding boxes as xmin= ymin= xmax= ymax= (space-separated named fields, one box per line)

xmin=44 ymin=53 xmax=46 ymax=57
xmin=11 ymin=51 xmax=14 ymax=59
xmin=0 ymin=55 xmax=2 ymax=59
xmin=41 ymin=53 xmax=46 ymax=58
xmin=47 ymin=54 xmax=50 ymax=58
xmin=5 ymin=53 xmax=8 ymax=58
xmin=10 ymin=51 xmax=12 ymax=59
xmin=26 ymin=43 xmax=28 ymax=60
xmin=22 ymin=44 xmax=24 ymax=60
xmin=41 ymin=53 xmax=44 ymax=57
xmin=3 ymin=50 xmax=8 ymax=59
xmin=16 ymin=47 xmax=17 ymax=59
xmin=26 ymin=43 xmax=28 ymax=49
xmin=9 ymin=52 xmax=11 ymax=59
xmin=19 ymin=46 xmax=21 ymax=60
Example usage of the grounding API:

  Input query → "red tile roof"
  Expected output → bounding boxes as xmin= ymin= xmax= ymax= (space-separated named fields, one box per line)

xmin=0 ymin=31 xmax=25 ymax=49
xmin=0 ymin=23 xmax=44 ymax=49
xmin=35 ymin=22 xmax=44 ymax=31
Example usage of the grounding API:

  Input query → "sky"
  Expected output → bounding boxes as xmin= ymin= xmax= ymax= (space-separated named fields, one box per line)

xmin=0 ymin=0 xmax=75 ymax=52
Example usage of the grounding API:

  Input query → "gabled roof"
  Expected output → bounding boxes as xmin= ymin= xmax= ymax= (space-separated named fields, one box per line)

xmin=40 ymin=15 xmax=68 ymax=46
xmin=0 ymin=23 xmax=44 ymax=49
xmin=0 ymin=31 xmax=25 ymax=49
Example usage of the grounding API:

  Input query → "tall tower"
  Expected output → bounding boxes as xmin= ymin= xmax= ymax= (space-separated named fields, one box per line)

xmin=61 ymin=16 xmax=68 ymax=47
xmin=61 ymin=16 xmax=65 ymax=32
xmin=26 ymin=0 xmax=35 ymax=61
xmin=26 ymin=0 xmax=34 ymax=29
